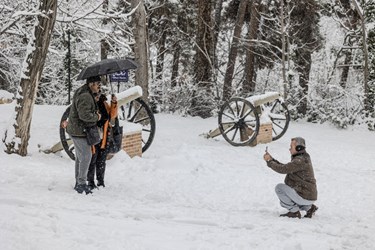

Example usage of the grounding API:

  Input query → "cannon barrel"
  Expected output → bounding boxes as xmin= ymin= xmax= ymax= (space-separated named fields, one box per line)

xmin=110 ymin=86 xmax=143 ymax=107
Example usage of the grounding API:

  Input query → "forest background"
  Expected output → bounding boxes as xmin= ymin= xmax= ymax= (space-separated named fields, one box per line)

xmin=1 ymin=0 xmax=375 ymax=155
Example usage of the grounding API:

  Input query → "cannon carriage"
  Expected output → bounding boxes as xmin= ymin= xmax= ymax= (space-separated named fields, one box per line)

xmin=207 ymin=92 xmax=290 ymax=146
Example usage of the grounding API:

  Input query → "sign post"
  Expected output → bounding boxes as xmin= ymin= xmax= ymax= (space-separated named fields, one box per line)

xmin=109 ymin=70 xmax=129 ymax=93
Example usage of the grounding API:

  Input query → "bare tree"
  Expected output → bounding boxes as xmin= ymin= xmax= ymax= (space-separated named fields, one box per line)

xmin=222 ymin=0 xmax=248 ymax=101
xmin=194 ymin=1 xmax=214 ymax=85
xmin=351 ymin=0 xmax=370 ymax=112
xmin=191 ymin=0 xmax=214 ymax=118
xmin=327 ymin=0 xmax=361 ymax=89
xmin=243 ymin=0 xmax=261 ymax=97
xmin=170 ymin=12 xmax=183 ymax=88
xmin=280 ymin=0 xmax=288 ymax=99
xmin=290 ymin=0 xmax=321 ymax=116
xmin=150 ymin=2 xmax=170 ymax=81
xmin=3 ymin=0 xmax=57 ymax=156
xmin=131 ymin=0 xmax=149 ymax=100
xmin=101 ymin=0 xmax=110 ymax=60
xmin=212 ymin=0 xmax=224 ymax=74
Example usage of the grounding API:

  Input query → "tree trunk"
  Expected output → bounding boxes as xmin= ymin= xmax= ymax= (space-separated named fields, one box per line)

xmin=171 ymin=9 xmax=186 ymax=88
xmin=213 ymin=0 xmax=224 ymax=72
xmin=0 ymin=63 xmax=10 ymax=90
xmin=171 ymin=42 xmax=181 ymax=87
xmin=131 ymin=0 xmax=149 ymax=100
xmin=156 ymin=31 xmax=166 ymax=80
xmin=339 ymin=0 xmax=360 ymax=89
xmin=290 ymin=0 xmax=321 ymax=117
xmin=351 ymin=0 xmax=370 ymax=111
xmin=3 ymin=0 xmax=57 ymax=156
xmin=222 ymin=0 xmax=248 ymax=101
xmin=243 ymin=0 xmax=260 ymax=97
xmin=339 ymin=48 xmax=352 ymax=88
xmin=194 ymin=1 xmax=213 ymax=86
xmin=296 ymin=50 xmax=311 ymax=115
xmin=100 ymin=39 xmax=109 ymax=60
xmin=191 ymin=1 xmax=214 ymax=118
xmin=101 ymin=0 xmax=110 ymax=60
xmin=280 ymin=0 xmax=287 ymax=99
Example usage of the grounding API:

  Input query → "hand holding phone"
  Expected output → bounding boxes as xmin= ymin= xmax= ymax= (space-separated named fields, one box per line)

xmin=263 ymin=146 xmax=272 ymax=162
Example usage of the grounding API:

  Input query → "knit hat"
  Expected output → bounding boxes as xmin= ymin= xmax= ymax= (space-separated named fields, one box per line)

xmin=87 ymin=75 xmax=101 ymax=84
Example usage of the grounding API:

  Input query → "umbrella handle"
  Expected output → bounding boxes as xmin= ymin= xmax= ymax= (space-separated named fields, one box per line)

xmin=110 ymin=81 xmax=114 ymax=94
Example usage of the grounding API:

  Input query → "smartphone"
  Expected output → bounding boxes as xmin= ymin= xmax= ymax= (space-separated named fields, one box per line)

xmin=265 ymin=146 xmax=268 ymax=153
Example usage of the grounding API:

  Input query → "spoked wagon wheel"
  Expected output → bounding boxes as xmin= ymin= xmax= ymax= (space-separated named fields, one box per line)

xmin=118 ymin=98 xmax=156 ymax=153
xmin=218 ymin=97 xmax=260 ymax=146
xmin=60 ymin=98 xmax=156 ymax=161
xmin=262 ymin=99 xmax=290 ymax=141
xmin=60 ymin=106 xmax=75 ymax=160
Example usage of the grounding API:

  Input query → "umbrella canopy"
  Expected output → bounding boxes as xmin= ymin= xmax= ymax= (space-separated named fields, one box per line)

xmin=77 ymin=58 xmax=139 ymax=80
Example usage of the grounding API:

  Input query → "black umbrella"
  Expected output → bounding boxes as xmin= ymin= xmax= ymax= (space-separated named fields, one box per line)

xmin=77 ymin=58 xmax=139 ymax=80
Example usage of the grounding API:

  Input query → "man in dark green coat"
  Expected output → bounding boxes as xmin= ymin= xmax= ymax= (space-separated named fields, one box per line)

xmin=67 ymin=76 xmax=101 ymax=194
xmin=264 ymin=137 xmax=318 ymax=219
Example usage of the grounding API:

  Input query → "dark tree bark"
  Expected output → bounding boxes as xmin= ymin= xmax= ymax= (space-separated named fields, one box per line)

xmin=100 ymin=39 xmax=110 ymax=60
xmin=243 ymin=0 xmax=261 ymax=96
xmin=156 ymin=31 xmax=166 ymax=80
xmin=212 ymin=0 xmax=224 ymax=72
xmin=191 ymin=1 xmax=214 ymax=118
xmin=222 ymin=0 xmax=248 ymax=101
xmin=295 ymin=50 xmax=312 ymax=115
xmin=152 ymin=3 xmax=168 ymax=81
xmin=0 ymin=63 xmax=10 ymax=90
xmin=338 ymin=0 xmax=360 ymax=88
xmin=101 ymin=0 xmax=110 ymax=61
xmin=3 ymin=0 xmax=57 ymax=156
xmin=170 ymin=5 xmax=186 ymax=87
xmin=290 ymin=0 xmax=321 ymax=116
xmin=131 ymin=0 xmax=149 ymax=100
xmin=171 ymin=42 xmax=181 ymax=87
xmin=194 ymin=1 xmax=213 ymax=85
xmin=339 ymin=42 xmax=353 ymax=88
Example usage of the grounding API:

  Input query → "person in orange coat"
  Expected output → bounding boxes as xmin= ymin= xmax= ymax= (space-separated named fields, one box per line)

xmin=87 ymin=92 xmax=118 ymax=189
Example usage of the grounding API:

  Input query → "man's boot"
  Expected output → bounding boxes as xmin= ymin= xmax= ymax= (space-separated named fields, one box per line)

xmin=75 ymin=184 xmax=93 ymax=195
xmin=304 ymin=204 xmax=318 ymax=218
xmin=280 ymin=211 xmax=301 ymax=219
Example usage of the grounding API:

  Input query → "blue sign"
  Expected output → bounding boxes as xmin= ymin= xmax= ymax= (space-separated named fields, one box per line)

xmin=110 ymin=70 xmax=128 ymax=82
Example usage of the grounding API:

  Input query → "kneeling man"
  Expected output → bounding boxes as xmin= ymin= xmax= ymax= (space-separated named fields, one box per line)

xmin=263 ymin=137 xmax=318 ymax=219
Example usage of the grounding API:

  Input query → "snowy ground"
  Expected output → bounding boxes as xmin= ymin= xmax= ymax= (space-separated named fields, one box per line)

xmin=0 ymin=103 xmax=374 ymax=250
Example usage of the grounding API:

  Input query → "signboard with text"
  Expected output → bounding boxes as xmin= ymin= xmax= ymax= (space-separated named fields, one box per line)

xmin=110 ymin=70 xmax=128 ymax=82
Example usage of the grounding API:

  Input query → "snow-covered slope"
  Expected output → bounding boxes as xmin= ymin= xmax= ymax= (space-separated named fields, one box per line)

xmin=0 ymin=104 xmax=374 ymax=249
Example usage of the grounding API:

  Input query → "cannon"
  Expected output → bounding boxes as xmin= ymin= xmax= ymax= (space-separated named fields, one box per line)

xmin=59 ymin=86 xmax=156 ymax=160
xmin=206 ymin=92 xmax=290 ymax=146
